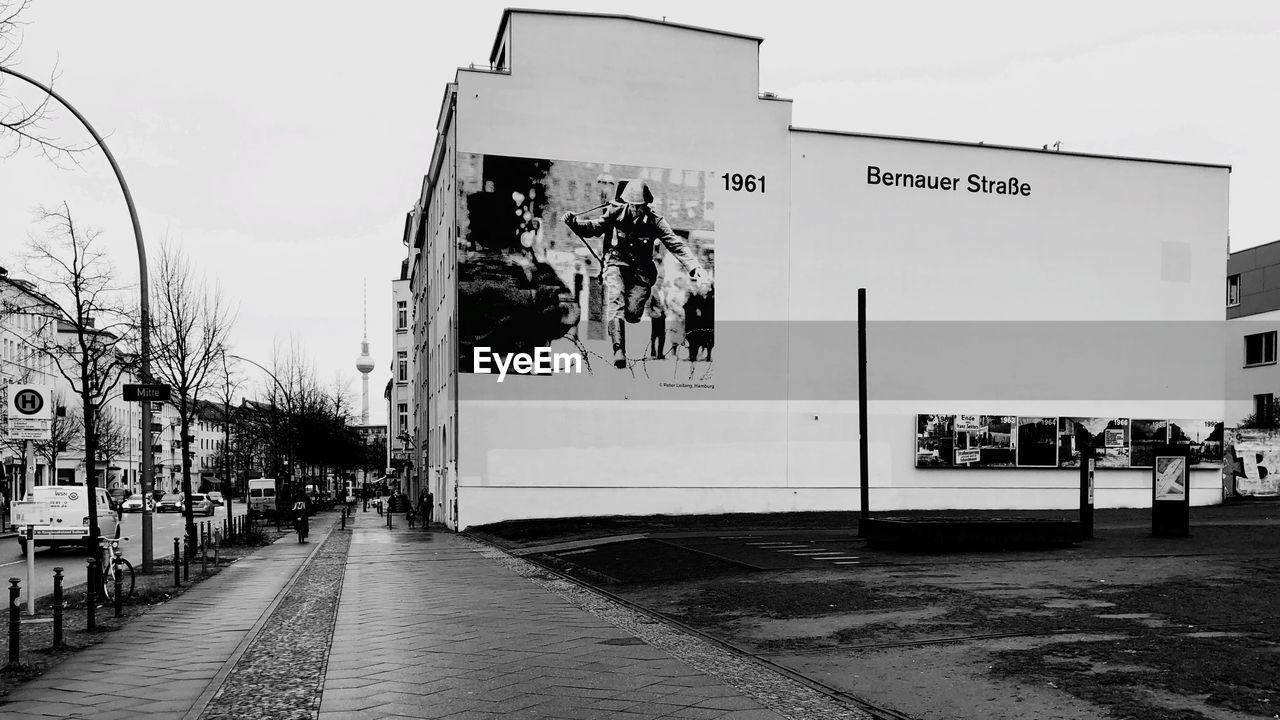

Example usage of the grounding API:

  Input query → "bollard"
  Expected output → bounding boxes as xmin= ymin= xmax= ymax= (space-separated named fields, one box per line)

xmin=201 ymin=535 xmax=208 ymax=575
xmin=113 ymin=561 xmax=123 ymax=618
xmin=183 ymin=537 xmax=190 ymax=581
xmin=8 ymin=578 xmax=20 ymax=665
xmin=52 ymin=567 xmax=64 ymax=648
xmin=86 ymin=560 xmax=96 ymax=632
xmin=387 ymin=507 xmax=393 ymax=528
xmin=341 ymin=507 xmax=346 ymax=531
xmin=174 ymin=538 xmax=181 ymax=587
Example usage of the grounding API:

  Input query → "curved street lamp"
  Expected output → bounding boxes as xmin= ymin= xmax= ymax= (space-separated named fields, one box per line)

xmin=227 ymin=353 xmax=296 ymax=486
xmin=0 ymin=66 xmax=157 ymax=572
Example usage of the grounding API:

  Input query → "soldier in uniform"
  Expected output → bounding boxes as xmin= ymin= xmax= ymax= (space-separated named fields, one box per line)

xmin=562 ymin=179 xmax=709 ymax=368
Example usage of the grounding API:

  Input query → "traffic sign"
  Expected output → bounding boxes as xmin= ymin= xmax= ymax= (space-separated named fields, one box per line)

xmin=124 ymin=383 xmax=171 ymax=402
xmin=5 ymin=384 xmax=52 ymax=441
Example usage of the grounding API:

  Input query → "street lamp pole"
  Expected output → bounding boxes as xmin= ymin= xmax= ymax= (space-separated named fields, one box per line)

xmin=0 ymin=66 xmax=156 ymax=572
xmin=228 ymin=354 xmax=295 ymax=490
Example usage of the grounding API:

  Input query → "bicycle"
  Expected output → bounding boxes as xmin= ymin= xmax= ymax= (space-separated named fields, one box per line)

xmin=99 ymin=535 xmax=136 ymax=603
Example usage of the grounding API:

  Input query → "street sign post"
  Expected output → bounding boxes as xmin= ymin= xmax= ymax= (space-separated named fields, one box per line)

xmin=123 ymin=384 xmax=171 ymax=402
xmin=12 ymin=502 xmax=49 ymax=616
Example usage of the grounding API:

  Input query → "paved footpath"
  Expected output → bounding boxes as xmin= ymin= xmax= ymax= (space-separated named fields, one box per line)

xmin=320 ymin=525 xmax=869 ymax=720
xmin=1 ymin=513 xmax=873 ymax=720
xmin=0 ymin=520 xmax=328 ymax=720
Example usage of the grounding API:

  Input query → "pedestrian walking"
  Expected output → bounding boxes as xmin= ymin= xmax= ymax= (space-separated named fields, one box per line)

xmin=418 ymin=487 xmax=432 ymax=527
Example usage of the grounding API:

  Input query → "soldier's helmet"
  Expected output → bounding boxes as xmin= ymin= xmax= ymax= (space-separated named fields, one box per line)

xmin=615 ymin=179 xmax=654 ymax=205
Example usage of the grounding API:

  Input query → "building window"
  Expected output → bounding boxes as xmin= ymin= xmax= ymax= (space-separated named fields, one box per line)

xmin=397 ymin=301 xmax=407 ymax=330
xmin=1256 ymin=393 xmax=1275 ymax=426
xmin=1228 ymin=274 xmax=1241 ymax=307
xmin=1245 ymin=331 xmax=1277 ymax=367
xmin=397 ymin=403 xmax=408 ymax=436
xmin=398 ymin=351 xmax=408 ymax=382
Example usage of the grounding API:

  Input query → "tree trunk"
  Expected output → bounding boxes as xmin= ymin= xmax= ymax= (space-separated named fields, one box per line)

xmin=180 ymin=407 xmax=196 ymax=548
xmin=80 ymin=380 xmax=101 ymax=556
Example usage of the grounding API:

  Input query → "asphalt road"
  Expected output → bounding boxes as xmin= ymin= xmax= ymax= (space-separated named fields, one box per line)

xmin=0 ymin=500 xmax=247 ymax=607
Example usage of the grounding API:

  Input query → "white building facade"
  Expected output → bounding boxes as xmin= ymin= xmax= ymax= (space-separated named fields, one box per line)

xmin=408 ymin=10 xmax=1231 ymax=529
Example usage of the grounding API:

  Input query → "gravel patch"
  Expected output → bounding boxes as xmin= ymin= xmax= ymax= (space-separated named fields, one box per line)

xmin=475 ymin=542 xmax=874 ymax=720
xmin=199 ymin=531 xmax=351 ymax=720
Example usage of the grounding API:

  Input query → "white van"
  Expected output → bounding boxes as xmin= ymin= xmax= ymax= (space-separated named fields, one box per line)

xmin=15 ymin=485 xmax=120 ymax=556
xmin=248 ymin=478 xmax=278 ymax=516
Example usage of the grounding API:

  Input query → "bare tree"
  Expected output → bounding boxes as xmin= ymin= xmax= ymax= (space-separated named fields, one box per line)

xmin=31 ymin=393 xmax=77 ymax=476
xmin=0 ymin=1 xmax=91 ymax=162
xmin=16 ymin=203 xmax=135 ymax=552
xmin=149 ymin=241 xmax=234 ymax=547
xmin=94 ymin=405 xmax=129 ymax=488
xmin=212 ymin=351 xmax=244 ymax=499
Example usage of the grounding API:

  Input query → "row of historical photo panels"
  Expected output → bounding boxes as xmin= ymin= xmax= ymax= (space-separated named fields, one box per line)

xmin=915 ymin=415 xmax=1224 ymax=469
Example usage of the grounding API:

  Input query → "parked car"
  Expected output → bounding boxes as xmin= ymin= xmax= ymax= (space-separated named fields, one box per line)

xmin=205 ymin=491 xmax=225 ymax=507
xmin=156 ymin=493 xmax=184 ymax=513
xmin=106 ymin=488 xmax=130 ymax=511
xmin=189 ymin=494 xmax=216 ymax=516
xmin=17 ymin=485 xmax=120 ymax=556
xmin=121 ymin=495 xmax=152 ymax=513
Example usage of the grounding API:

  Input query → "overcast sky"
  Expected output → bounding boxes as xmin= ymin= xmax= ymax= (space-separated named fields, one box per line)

xmin=2 ymin=1 xmax=1277 ymax=423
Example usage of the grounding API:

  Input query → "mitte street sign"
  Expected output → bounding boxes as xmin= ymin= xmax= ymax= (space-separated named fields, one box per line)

xmin=123 ymin=384 xmax=172 ymax=402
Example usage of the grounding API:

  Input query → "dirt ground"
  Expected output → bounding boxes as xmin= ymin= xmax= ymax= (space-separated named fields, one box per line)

xmin=474 ymin=504 xmax=1280 ymax=720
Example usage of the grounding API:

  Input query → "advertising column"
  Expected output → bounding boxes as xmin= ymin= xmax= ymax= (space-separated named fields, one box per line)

xmin=1152 ymin=443 xmax=1191 ymax=537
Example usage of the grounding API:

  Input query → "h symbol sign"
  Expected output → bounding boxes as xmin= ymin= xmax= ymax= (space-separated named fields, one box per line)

xmin=14 ymin=388 xmax=44 ymax=415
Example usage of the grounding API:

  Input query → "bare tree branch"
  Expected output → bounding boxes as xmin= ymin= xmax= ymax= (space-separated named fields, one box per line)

xmin=149 ymin=240 xmax=236 ymax=543
xmin=17 ymin=201 xmax=134 ymax=551
xmin=0 ymin=1 xmax=95 ymax=164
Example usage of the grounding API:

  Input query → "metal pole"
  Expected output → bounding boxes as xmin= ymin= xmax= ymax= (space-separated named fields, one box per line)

xmin=52 ymin=567 xmax=63 ymax=648
xmin=0 ymin=67 xmax=153 ymax=573
xmin=173 ymin=538 xmax=180 ymax=587
xmin=857 ymin=288 xmax=870 ymax=536
xmin=113 ymin=561 xmax=123 ymax=618
xmin=22 ymin=439 xmax=34 ymax=506
xmin=7 ymin=578 xmax=19 ymax=665
xmin=85 ymin=560 xmax=96 ymax=631
xmin=24 ymin=526 xmax=34 ymax=616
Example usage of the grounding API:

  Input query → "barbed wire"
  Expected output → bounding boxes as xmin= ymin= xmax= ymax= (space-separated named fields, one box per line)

xmin=566 ymin=334 xmax=714 ymax=384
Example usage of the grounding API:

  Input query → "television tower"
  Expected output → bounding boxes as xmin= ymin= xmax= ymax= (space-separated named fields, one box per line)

xmin=355 ymin=279 xmax=375 ymax=424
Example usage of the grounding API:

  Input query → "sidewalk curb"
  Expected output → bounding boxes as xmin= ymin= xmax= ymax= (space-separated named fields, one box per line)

xmin=180 ymin=517 xmax=338 ymax=720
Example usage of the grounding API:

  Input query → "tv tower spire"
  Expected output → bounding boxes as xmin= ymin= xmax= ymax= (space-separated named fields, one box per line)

xmin=355 ymin=278 xmax=375 ymax=424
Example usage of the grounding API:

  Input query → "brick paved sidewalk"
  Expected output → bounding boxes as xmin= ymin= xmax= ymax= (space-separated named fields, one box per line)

xmin=0 ymin=518 xmax=332 ymax=720
xmin=321 ymin=526 xmax=871 ymax=720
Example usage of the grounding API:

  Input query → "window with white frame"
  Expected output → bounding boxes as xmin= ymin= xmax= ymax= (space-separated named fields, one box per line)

xmin=1228 ymin=274 xmax=1241 ymax=307
xmin=1245 ymin=331 xmax=1277 ymax=367
xmin=398 ymin=351 xmax=408 ymax=382
xmin=397 ymin=301 xmax=407 ymax=330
